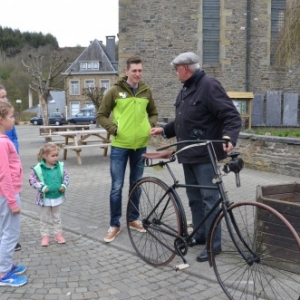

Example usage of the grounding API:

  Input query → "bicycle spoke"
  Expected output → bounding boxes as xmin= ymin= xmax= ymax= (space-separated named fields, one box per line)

xmin=211 ymin=202 xmax=300 ymax=299
xmin=127 ymin=177 xmax=183 ymax=266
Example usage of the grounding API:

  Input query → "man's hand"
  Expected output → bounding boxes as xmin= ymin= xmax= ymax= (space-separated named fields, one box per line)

xmin=223 ymin=142 xmax=234 ymax=153
xmin=11 ymin=206 xmax=21 ymax=214
xmin=44 ymin=187 xmax=49 ymax=193
xmin=150 ymin=127 xmax=163 ymax=137
xmin=59 ymin=186 xmax=65 ymax=193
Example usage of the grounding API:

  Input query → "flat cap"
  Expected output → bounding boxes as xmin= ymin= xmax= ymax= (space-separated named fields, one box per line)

xmin=170 ymin=52 xmax=199 ymax=66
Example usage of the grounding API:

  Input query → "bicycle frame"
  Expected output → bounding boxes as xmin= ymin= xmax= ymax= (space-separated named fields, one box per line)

xmin=146 ymin=140 xmax=250 ymax=265
xmin=128 ymin=140 xmax=300 ymax=299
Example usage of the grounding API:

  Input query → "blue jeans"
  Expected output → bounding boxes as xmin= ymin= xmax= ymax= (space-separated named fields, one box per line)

xmin=109 ymin=146 xmax=146 ymax=227
xmin=183 ymin=163 xmax=221 ymax=250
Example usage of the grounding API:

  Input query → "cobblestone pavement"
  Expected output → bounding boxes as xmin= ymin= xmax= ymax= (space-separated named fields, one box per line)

xmin=1 ymin=125 xmax=299 ymax=300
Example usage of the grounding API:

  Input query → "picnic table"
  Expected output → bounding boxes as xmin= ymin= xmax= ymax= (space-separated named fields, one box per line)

xmin=39 ymin=124 xmax=93 ymax=141
xmin=53 ymin=128 xmax=111 ymax=165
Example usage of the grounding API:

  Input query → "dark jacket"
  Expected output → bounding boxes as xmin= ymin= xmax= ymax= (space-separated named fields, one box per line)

xmin=164 ymin=70 xmax=242 ymax=164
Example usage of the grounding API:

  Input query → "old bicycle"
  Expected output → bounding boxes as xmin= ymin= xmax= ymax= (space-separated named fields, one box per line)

xmin=126 ymin=139 xmax=300 ymax=300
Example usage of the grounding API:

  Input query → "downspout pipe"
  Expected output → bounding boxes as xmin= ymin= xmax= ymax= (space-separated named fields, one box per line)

xmin=246 ymin=0 xmax=251 ymax=91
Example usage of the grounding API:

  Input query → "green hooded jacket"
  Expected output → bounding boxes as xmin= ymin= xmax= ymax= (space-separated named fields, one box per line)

xmin=97 ymin=77 xmax=158 ymax=150
xmin=33 ymin=160 xmax=66 ymax=199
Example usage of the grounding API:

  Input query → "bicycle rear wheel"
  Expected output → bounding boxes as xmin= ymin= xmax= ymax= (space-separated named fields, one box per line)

xmin=210 ymin=201 xmax=300 ymax=300
xmin=126 ymin=177 xmax=183 ymax=266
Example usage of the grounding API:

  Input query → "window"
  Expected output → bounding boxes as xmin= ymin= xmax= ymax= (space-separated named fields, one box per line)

xmin=100 ymin=79 xmax=110 ymax=94
xmin=270 ymin=0 xmax=286 ymax=65
xmin=92 ymin=62 xmax=99 ymax=69
xmin=69 ymin=80 xmax=80 ymax=95
xmin=80 ymin=61 xmax=99 ymax=70
xmin=203 ymin=0 xmax=220 ymax=65
xmin=85 ymin=79 xmax=95 ymax=88
xmin=70 ymin=101 xmax=80 ymax=116
xmin=80 ymin=62 xmax=87 ymax=70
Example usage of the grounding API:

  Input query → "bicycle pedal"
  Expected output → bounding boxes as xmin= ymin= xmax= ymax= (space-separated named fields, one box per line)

xmin=174 ymin=263 xmax=190 ymax=271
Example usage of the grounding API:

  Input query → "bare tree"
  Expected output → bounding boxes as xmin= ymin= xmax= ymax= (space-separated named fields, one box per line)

xmin=82 ymin=87 xmax=106 ymax=127
xmin=22 ymin=52 xmax=68 ymax=125
xmin=276 ymin=0 xmax=300 ymax=66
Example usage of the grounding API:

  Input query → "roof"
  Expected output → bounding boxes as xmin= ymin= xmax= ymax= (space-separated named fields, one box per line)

xmin=62 ymin=39 xmax=118 ymax=75
xmin=49 ymin=90 xmax=66 ymax=102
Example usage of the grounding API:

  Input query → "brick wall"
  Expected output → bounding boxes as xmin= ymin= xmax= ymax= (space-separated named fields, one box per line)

xmin=149 ymin=132 xmax=300 ymax=177
xmin=119 ymin=0 xmax=300 ymax=122
xmin=235 ymin=133 xmax=300 ymax=177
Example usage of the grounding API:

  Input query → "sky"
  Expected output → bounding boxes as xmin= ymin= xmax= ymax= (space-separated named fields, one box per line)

xmin=1 ymin=0 xmax=119 ymax=47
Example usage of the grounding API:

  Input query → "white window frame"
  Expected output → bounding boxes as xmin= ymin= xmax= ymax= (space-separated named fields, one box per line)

xmin=69 ymin=80 xmax=80 ymax=95
xmin=70 ymin=101 xmax=80 ymax=116
xmin=100 ymin=79 xmax=110 ymax=94
xmin=80 ymin=62 xmax=87 ymax=70
xmin=80 ymin=61 xmax=99 ymax=70
xmin=84 ymin=79 xmax=95 ymax=88
xmin=84 ymin=101 xmax=93 ymax=107
xmin=92 ymin=62 xmax=99 ymax=69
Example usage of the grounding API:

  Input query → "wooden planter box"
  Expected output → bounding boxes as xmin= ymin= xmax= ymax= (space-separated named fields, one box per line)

xmin=256 ymin=183 xmax=300 ymax=275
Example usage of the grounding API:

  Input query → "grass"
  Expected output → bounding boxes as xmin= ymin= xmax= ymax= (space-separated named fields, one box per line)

xmin=243 ymin=128 xmax=300 ymax=138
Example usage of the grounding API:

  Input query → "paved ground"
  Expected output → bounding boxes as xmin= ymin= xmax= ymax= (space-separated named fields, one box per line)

xmin=1 ymin=125 xmax=299 ymax=300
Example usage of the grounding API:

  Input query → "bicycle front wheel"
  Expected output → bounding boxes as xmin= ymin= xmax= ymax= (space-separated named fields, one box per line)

xmin=210 ymin=201 xmax=300 ymax=300
xmin=126 ymin=177 xmax=183 ymax=267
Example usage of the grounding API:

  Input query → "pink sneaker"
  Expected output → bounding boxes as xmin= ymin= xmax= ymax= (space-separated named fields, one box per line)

xmin=55 ymin=233 xmax=66 ymax=244
xmin=41 ymin=236 xmax=50 ymax=247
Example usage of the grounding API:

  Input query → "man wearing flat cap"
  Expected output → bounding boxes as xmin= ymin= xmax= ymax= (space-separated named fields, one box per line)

xmin=151 ymin=52 xmax=241 ymax=262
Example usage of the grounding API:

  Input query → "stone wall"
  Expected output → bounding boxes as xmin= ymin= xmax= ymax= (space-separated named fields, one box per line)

xmin=149 ymin=130 xmax=300 ymax=177
xmin=235 ymin=133 xmax=300 ymax=177
xmin=119 ymin=0 xmax=300 ymax=122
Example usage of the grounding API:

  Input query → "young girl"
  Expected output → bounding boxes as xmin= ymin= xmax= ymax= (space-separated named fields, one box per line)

xmin=0 ymin=101 xmax=27 ymax=287
xmin=29 ymin=143 xmax=69 ymax=247
xmin=0 ymin=84 xmax=21 ymax=252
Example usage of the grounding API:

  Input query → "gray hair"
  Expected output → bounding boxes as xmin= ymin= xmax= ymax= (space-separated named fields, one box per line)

xmin=187 ymin=63 xmax=200 ymax=73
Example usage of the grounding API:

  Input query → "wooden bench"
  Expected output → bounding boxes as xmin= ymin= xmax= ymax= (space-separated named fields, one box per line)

xmin=61 ymin=143 xmax=111 ymax=165
xmin=39 ymin=125 xmax=92 ymax=141
xmin=62 ymin=143 xmax=111 ymax=150
xmin=53 ymin=128 xmax=111 ymax=165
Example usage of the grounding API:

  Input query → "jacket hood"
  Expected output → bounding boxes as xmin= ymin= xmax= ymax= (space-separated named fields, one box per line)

xmin=114 ymin=76 xmax=149 ymax=91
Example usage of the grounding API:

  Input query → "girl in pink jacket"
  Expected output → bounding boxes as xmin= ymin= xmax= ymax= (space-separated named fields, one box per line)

xmin=0 ymin=101 xmax=27 ymax=287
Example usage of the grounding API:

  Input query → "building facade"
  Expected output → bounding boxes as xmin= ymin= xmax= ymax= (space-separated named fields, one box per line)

xmin=62 ymin=36 xmax=118 ymax=116
xmin=118 ymin=0 xmax=299 ymax=121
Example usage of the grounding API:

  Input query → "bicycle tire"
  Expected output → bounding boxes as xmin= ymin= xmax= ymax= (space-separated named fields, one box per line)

xmin=126 ymin=177 xmax=183 ymax=266
xmin=210 ymin=201 xmax=300 ymax=300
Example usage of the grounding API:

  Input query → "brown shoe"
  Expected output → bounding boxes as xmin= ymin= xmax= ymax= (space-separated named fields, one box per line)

xmin=104 ymin=227 xmax=120 ymax=243
xmin=129 ymin=220 xmax=146 ymax=233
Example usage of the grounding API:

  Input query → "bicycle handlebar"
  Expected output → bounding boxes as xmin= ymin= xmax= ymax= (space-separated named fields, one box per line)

xmin=154 ymin=139 xmax=243 ymax=188
xmin=156 ymin=139 xmax=230 ymax=151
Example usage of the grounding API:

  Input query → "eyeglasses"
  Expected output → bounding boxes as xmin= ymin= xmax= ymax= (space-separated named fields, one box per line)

xmin=174 ymin=65 xmax=186 ymax=71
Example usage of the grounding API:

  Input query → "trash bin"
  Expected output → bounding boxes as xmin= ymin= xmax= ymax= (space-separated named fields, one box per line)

xmin=256 ymin=183 xmax=300 ymax=274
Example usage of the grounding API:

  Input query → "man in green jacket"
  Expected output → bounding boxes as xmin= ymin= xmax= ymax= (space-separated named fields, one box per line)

xmin=97 ymin=56 xmax=158 ymax=243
